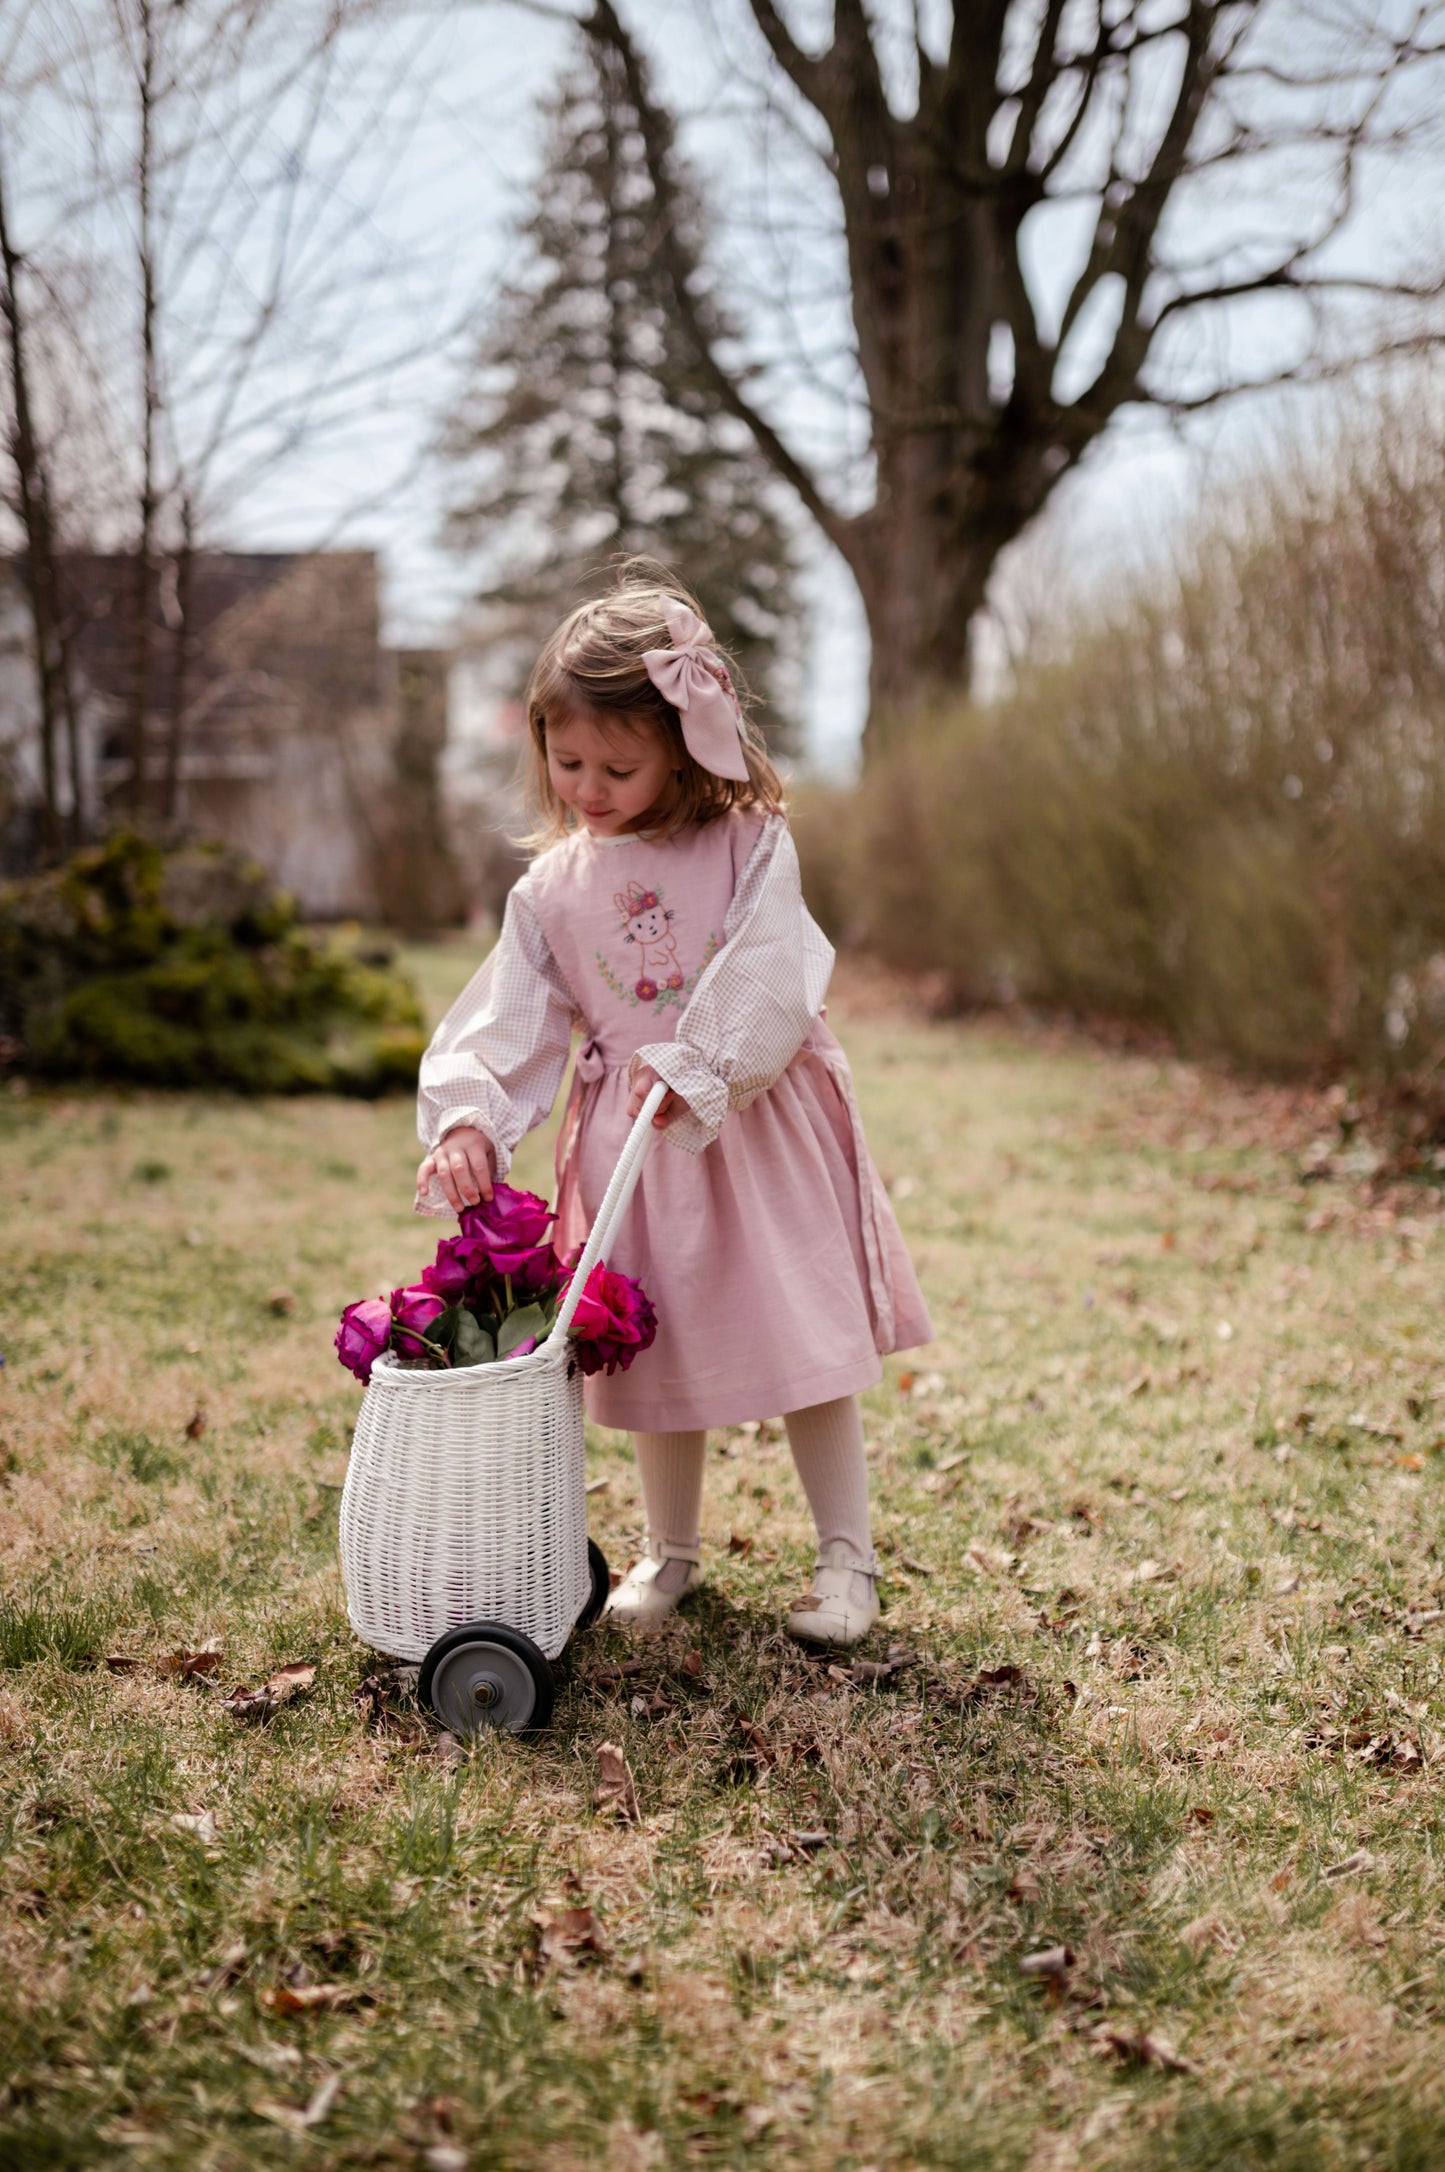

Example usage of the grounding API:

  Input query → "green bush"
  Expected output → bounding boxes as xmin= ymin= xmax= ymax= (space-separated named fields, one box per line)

xmin=0 ymin=833 xmax=426 ymax=1095
xmin=802 ymin=394 xmax=1445 ymax=1093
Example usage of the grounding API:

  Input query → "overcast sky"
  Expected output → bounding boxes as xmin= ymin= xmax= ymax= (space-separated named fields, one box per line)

xmin=81 ymin=0 xmax=1445 ymax=771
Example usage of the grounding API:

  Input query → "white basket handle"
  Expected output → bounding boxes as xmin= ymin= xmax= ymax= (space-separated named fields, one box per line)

xmin=545 ymin=1078 xmax=667 ymax=1352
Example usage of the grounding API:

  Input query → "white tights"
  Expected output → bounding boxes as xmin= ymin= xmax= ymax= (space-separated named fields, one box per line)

xmin=632 ymin=1395 xmax=874 ymax=1594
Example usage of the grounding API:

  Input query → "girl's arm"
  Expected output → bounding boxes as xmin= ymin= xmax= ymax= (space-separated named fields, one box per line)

xmin=628 ymin=815 xmax=833 ymax=1153
xmin=414 ymin=879 xmax=578 ymax=1217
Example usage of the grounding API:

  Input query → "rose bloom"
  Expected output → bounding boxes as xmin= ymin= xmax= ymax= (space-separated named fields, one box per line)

xmin=389 ymin=1283 xmax=447 ymax=1359
xmin=459 ymin=1182 xmax=555 ymax=1256
xmin=498 ymin=1242 xmax=562 ymax=1297
xmin=421 ymin=1234 xmax=495 ymax=1304
xmin=335 ymin=1296 xmax=392 ymax=1384
xmin=566 ymin=1262 xmax=658 ymax=1377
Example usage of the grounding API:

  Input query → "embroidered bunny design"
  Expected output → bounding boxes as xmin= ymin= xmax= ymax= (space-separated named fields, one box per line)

xmin=615 ymin=880 xmax=684 ymax=1003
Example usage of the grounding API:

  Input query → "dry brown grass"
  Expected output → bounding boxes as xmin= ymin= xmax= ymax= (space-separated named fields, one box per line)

xmin=2 ymin=955 xmax=1445 ymax=2167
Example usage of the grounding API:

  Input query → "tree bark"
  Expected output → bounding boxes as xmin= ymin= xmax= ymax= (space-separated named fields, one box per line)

xmin=0 ymin=129 xmax=67 ymax=859
xmin=162 ymin=499 xmax=195 ymax=824
xmin=123 ymin=0 xmax=162 ymax=819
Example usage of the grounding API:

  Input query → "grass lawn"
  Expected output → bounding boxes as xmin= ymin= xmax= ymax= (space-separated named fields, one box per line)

xmin=3 ymin=947 xmax=1445 ymax=2170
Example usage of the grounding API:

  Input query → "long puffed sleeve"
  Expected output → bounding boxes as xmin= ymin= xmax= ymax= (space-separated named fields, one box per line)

xmin=415 ymin=876 xmax=579 ymax=1214
xmin=632 ymin=815 xmax=834 ymax=1154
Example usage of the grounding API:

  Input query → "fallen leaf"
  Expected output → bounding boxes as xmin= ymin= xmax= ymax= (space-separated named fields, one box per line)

xmin=727 ymin=1531 xmax=754 ymax=1556
xmin=533 ymin=1905 xmax=607 ymax=1970
xmin=184 ymin=1407 xmax=207 ymax=1441
xmin=259 ymin=1982 xmax=360 ymax=2015
xmin=221 ymin=1662 xmax=317 ymax=1724
xmin=936 ymin=1451 xmax=966 ymax=1474
xmin=1273 ymin=1576 xmax=1301 ymax=1597
xmin=734 ymin=1716 xmax=774 ymax=1770
xmin=1128 ymin=1559 xmax=1174 ymax=1585
xmin=1398 ymin=1453 xmax=1426 ymax=1471
xmin=680 ymin=1649 xmax=704 ymax=1679
xmin=584 ymin=1475 xmax=610 ymax=1494
xmin=897 ymin=1371 xmax=916 ymax=1393
xmin=851 ymin=1650 xmax=917 ymax=1686
xmin=158 ymin=1645 xmax=222 ymax=1679
xmin=1093 ymin=2025 xmax=1196 ymax=2075
xmin=1323 ymin=1848 xmax=1378 ymax=1881
xmin=170 ymin=1810 xmax=219 ymax=1844
xmin=788 ymin=1829 xmax=829 ymax=1852
xmin=1019 ymin=1944 xmax=1072 ymax=1978
xmin=424 ymin=2150 xmax=469 ymax=2172
xmin=592 ymin=1660 xmax=645 ymax=1689
xmin=1187 ymin=1805 xmax=1215 ymax=1826
xmin=593 ymin=1741 xmax=640 ymax=1823
xmin=105 ymin=1654 xmax=141 ymax=1674
xmin=266 ymin=1288 xmax=296 ymax=1317
xmin=900 ymin=1553 xmax=934 ymax=1576
xmin=253 ymin=2074 xmax=342 ymax=2131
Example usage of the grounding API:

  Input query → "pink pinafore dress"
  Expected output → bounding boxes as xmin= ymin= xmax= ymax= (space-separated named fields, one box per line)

xmin=526 ymin=811 xmax=932 ymax=1431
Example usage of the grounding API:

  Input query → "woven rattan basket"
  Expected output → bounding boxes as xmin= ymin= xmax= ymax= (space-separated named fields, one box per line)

xmin=339 ymin=1081 xmax=664 ymax=1668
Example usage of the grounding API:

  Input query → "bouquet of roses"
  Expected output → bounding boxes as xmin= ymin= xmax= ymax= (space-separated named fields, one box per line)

xmin=335 ymin=1181 xmax=657 ymax=1387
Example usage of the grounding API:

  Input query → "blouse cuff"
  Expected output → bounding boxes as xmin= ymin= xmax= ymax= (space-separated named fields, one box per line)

xmin=631 ymin=1043 xmax=728 ymax=1154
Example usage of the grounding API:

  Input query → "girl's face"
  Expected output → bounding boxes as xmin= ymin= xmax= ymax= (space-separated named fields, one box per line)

xmin=545 ymin=707 xmax=677 ymax=838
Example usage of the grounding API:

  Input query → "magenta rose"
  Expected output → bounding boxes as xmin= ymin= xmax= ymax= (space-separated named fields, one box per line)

xmin=421 ymin=1233 xmax=495 ymax=1303
xmin=503 ymin=1335 xmax=539 ymax=1361
xmin=335 ymin=1296 xmax=392 ymax=1384
xmin=497 ymin=1242 xmax=562 ymax=1297
xmin=389 ymin=1283 xmax=447 ymax=1359
xmin=564 ymin=1262 xmax=658 ymax=1376
xmin=458 ymin=1182 xmax=555 ymax=1255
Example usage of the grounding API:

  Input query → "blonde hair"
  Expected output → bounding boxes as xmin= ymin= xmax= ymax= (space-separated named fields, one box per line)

xmin=523 ymin=559 xmax=785 ymax=849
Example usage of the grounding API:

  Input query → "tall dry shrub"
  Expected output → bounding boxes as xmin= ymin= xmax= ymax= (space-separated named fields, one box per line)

xmin=834 ymin=388 xmax=1445 ymax=1082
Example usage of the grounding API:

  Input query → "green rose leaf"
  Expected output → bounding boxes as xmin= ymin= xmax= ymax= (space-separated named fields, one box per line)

xmin=453 ymin=1311 xmax=497 ymax=1367
xmin=498 ymin=1302 xmax=549 ymax=1357
xmin=423 ymin=1304 xmax=460 ymax=1356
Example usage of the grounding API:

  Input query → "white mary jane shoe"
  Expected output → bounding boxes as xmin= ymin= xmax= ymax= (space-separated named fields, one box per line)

xmin=604 ymin=1545 xmax=702 ymax=1630
xmin=784 ymin=1545 xmax=880 ymax=1648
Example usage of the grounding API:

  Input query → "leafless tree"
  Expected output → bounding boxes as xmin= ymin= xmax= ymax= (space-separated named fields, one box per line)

xmin=554 ymin=0 xmax=1445 ymax=749
xmin=0 ymin=125 xmax=72 ymax=854
xmin=2 ymin=0 xmax=459 ymax=825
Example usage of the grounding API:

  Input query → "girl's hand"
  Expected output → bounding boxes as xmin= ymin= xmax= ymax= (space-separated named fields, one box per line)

xmin=415 ymin=1126 xmax=495 ymax=1214
xmin=627 ymin=1063 xmax=682 ymax=1128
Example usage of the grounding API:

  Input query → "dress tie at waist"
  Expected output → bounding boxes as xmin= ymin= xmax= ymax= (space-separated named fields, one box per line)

xmin=558 ymin=1034 xmax=622 ymax=1182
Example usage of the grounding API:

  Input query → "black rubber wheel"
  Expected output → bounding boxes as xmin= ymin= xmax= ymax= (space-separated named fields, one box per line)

xmin=576 ymin=1539 xmax=611 ymax=1632
xmin=418 ymin=1621 xmax=554 ymax=1736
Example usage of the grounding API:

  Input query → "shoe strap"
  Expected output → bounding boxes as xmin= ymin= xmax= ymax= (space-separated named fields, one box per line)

xmin=813 ymin=1550 xmax=877 ymax=1579
xmin=646 ymin=1535 xmax=702 ymax=1568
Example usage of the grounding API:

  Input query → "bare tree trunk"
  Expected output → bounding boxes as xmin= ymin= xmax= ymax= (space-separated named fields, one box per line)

xmin=0 ymin=128 xmax=67 ymax=860
xmin=163 ymin=495 xmax=195 ymax=823
xmin=124 ymin=0 xmax=162 ymax=819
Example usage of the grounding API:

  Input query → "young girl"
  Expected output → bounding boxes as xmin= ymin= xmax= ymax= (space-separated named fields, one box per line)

xmin=413 ymin=566 xmax=933 ymax=1646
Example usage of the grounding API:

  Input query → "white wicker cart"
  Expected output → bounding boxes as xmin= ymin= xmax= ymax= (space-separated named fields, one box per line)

xmin=339 ymin=1080 xmax=665 ymax=1734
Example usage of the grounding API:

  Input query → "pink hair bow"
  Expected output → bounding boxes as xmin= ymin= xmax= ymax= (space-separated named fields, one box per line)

xmin=642 ymin=601 xmax=749 ymax=781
